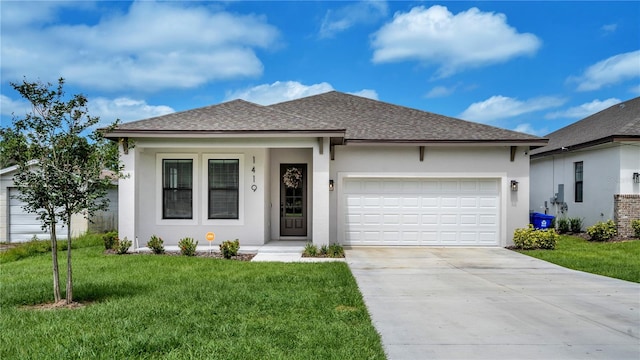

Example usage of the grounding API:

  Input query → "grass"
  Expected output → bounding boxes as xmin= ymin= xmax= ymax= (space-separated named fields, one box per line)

xmin=0 ymin=238 xmax=385 ymax=359
xmin=517 ymin=235 xmax=640 ymax=283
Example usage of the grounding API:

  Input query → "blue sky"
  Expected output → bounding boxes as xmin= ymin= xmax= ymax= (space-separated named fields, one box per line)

xmin=1 ymin=1 xmax=639 ymax=136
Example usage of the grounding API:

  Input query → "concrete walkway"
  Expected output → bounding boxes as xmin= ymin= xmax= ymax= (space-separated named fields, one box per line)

xmin=346 ymin=247 xmax=640 ymax=360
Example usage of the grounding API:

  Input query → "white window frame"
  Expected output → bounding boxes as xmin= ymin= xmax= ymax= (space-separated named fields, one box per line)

xmin=156 ymin=153 xmax=199 ymax=226
xmin=202 ymin=154 xmax=244 ymax=226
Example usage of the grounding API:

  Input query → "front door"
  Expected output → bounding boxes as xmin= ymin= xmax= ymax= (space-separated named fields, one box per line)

xmin=280 ymin=164 xmax=307 ymax=237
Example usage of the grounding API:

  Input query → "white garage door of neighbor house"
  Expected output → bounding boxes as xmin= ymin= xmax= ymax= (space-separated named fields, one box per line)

xmin=9 ymin=188 xmax=66 ymax=243
xmin=342 ymin=178 xmax=500 ymax=246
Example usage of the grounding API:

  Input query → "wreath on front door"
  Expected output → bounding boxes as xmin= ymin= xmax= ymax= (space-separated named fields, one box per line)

xmin=283 ymin=167 xmax=303 ymax=189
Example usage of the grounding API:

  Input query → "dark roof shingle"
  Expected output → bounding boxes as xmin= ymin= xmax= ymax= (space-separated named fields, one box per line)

xmin=107 ymin=91 xmax=545 ymax=143
xmin=114 ymin=99 xmax=342 ymax=133
xmin=270 ymin=91 xmax=543 ymax=142
xmin=530 ymin=96 xmax=640 ymax=157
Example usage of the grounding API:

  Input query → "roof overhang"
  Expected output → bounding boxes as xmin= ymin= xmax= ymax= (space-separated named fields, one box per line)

xmin=530 ymin=135 xmax=640 ymax=159
xmin=343 ymin=139 xmax=549 ymax=146
xmin=103 ymin=129 xmax=346 ymax=139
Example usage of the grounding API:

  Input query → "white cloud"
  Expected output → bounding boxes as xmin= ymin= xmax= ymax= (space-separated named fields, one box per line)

xmin=0 ymin=95 xmax=31 ymax=122
xmin=513 ymin=123 xmax=547 ymax=137
xmin=630 ymin=84 xmax=640 ymax=95
xmin=371 ymin=5 xmax=541 ymax=77
xmin=601 ymin=23 xmax=618 ymax=34
xmin=570 ymin=50 xmax=640 ymax=91
xmin=545 ymin=98 xmax=621 ymax=119
xmin=320 ymin=0 xmax=388 ymax=38
xmin=225 ymin=81 xmax=334 ymax=105
xmin=1 ymin=2 xmax=279 ymax=91
xmin=459 ymin=95 xmax=566 ymax=123
xmin=425 ymin=85 xmax=456 ymax=98
xmin=348 ymin=89 xmax=379 ymax=100
xmin=89 ymin=97 xmax=175 ymax=123
xmin=225 ymin=81 xmax=377 ymax=105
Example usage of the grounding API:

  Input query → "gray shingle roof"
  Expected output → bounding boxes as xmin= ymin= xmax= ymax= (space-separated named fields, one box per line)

xmin=113 ymin=99 xmax=342 ymax=133
xmin=107 ymin=91 xmax=545 ymax=144
xmin=530 ymin=96 xmax=640 ymax=157
xmin=270 ymin=91 xmax=544 ymax=142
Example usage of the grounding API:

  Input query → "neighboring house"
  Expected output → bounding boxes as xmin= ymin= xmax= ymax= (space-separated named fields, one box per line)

xmin=0 ymin=164 xmax=85 ymax=242
xmin=530 ymin=97 xmax=640 ymax=237
xmin=0 ymin=166 xmax=118 ymax=243
xmin=104 ymin=91 xmax=546 ymax=248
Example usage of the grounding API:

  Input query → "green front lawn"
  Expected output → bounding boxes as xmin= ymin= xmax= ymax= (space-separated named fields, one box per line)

xmin=0 ymin=242 xmax=385 ymax=359
xmin=517 ymin=235 xmax=640 ymax=283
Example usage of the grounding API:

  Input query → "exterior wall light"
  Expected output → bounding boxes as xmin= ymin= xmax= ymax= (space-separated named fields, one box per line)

xmin=510 ymin=180 xmax=519 ymax=192
xmin=634 ymin=172 xmax=640 ymax=184
xmin=329 ymin=180 xmax=334 ymax=191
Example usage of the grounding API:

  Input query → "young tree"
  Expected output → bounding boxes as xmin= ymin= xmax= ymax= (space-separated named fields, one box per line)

xmin=0 ymin=78 xmax=119 ymax=304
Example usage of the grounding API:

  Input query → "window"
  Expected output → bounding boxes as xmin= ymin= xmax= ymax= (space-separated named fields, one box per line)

xmin=208 ymin=159 xmax=239 ymax=219
xmin=163 ymin=159 xmax=193 ymax=219
xmin=574 ymin=161 xmax=583 ymax=203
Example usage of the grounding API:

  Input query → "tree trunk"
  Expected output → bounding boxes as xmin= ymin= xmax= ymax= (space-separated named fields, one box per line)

xmin=50 ymin=222 xmax=61 ymax=303
xmin=65 ymin=218 xmax=73 ymax=304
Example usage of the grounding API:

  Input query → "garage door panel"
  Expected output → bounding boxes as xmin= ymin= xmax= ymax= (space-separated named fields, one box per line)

xmin=9 ymin=188 xmax=66 ymax=242
xmin=402 ymin=214 xmax=419 ymax=225
xmin=441 ymin=197 xmax=458 ymax=207
xmin=402 ymin=197 xmax=419 ymax=207
xmin=342 ymin=178 xmax=500 ymax=246
xmin=421 ymin=197 xmax=438 ymax=208
xmin=383 ymin=197 xmax=401 ymax=207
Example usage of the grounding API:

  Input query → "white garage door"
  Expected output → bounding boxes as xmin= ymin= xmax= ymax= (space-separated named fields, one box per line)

xmin=342 ymin=178 xmax=500 ymax=246
xmin=9 ymin=188 xmax=66 ymax=243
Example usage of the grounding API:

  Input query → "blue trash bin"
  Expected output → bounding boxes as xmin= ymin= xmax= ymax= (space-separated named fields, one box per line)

xmin=530 ymin=212 xmax=555 ymax=229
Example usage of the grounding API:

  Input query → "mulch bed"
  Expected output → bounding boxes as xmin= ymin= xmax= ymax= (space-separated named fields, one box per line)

xmin=21 ymin=300 xmax=89 ymax=311
xmin=104 ymin=249 xmax=255 ymax=261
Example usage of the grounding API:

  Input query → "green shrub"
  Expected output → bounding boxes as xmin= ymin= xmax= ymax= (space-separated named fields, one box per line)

xmin=147 ymin=235 xmax=165 ymax=254
xmin=586 ymin=220 xmax=617 ymax=242
xmin=116 ymin=237 xmax=132 ymax=254
xmin=178 ymin=237 xmax=198 ymax=256
xmin=103 ymin=231 xmax=119 ymax=250
xmin=220 ymin=239 xmax=240 ymax=259
xmin=303 ymin=242 xmax=318 ymax=257
xmin=513 ymin=225 xmax=558 ymax=250
xmin=556 ymin=218 xmax=570 ymax=234
xmin=569 ymin=217 xmax=583 ymax=233
xmin=327 ymin=243 xmax=345 ymax=258
xmin=632 ymin=219 xmax=640 ymax=239
xmin=319 ymin=244 xmax=328 ymax=256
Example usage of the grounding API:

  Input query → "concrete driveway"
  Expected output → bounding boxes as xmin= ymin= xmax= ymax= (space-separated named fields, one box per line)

xmin=346 ymin=247 xmax=640 ymax=360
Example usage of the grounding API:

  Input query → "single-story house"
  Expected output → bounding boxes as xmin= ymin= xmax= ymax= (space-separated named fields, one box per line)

xmin=0 ymin=166 xmax=118 ymax=243
xmin=104 ymin=91 xmax=546 ymax=248
xmin=530 ymin=96 xmax=640 ymax=237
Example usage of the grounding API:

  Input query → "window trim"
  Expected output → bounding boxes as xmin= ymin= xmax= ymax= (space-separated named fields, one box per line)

xmin=156 ymin=154 xmax=199 ymax=225
xmin=202 ymin=154 xmax=244 ymax=225
xmin=574 ymin=161 xmax=583 ymax=203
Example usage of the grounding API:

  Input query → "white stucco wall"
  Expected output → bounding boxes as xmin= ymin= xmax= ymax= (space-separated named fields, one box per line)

xmin=122 ymin=137 xmax=322 ymax=247
xmin=0 ymin=172 xmax=10 ymax=242
xmin=619 ymin=142 xmax=640 ymax=194
xmin=329 ymin=145 xmax=531 ymax=246
xmin=530 ymin=144 xmax=627 ymax=228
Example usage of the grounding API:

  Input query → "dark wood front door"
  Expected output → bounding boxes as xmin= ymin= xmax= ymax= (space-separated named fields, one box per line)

xmin=280 ymin=164 xmax=307 ymax=237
